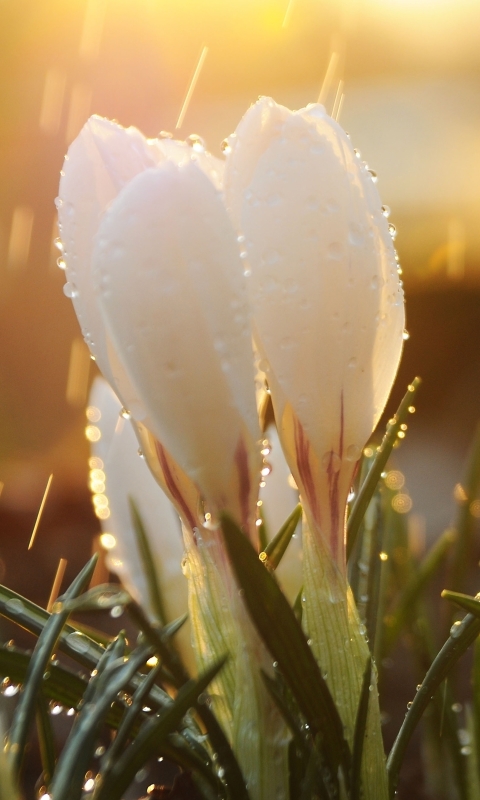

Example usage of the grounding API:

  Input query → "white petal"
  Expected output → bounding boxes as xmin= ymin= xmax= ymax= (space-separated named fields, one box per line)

xmin=241 ymin=103 xmax=404 ymax=461
xmin=89 ymin=378 xmax=192 ymax=668
xmin=223 ymin=97 xmax=290 ymax=230
xmin=93 ymin=160 xmax=261 ymax=526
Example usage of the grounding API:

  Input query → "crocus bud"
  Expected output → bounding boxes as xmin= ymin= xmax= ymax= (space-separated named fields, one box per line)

xmin=87 ymin=377 xmax=192 ymax=669
xmin=225 ymin=97 xmax=404 ymax=571
xmin=92 ymin=159 xmax=261 ymax=535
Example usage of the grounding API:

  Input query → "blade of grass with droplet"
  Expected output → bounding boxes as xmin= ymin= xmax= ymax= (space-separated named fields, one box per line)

xmin=94 ymin=657 xmax=229 ymax=800
xmin=262 ymin=503 xmax=302 ymax=569
xmin=347 ymin=377 xmax=421 ymax=561
xmin=50 ymin=641 xmax=152 ymax=800
xmin=129 ymin=497 xmax=167 ymax=624
xmin=221 ymin=513 xmax=351 ymax=789
xmin=387 ymin=610 xmax=480 ymax=796
xmin=351 ymin=658 xmax=372 ymax=800
xmin=63 ymin=583 xmax=130 ymax=614
xmin=101 ymin=662 xmax=163 ymax=772
xmin=0 ymin=588 xmax=175 ymax=716
xmin=6 ymin=555 xmax=98 ymax=776
xmin=382 ymin=528 xmax=457 ymax=656
xmin=36 ymin=691 xmax=56 ymax=785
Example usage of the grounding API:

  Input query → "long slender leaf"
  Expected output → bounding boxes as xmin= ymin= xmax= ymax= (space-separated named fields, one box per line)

xmin=6 ymin=555 xmax=97 ymax=775
xmin=387 ymin=610 xmax=480 ymax=796
xmin=263 ymin=504 xmax=302 ymax=569
xmin=50 ymin=642 xmax=152 ymax=800
xmin=63 ymin=584 xmax=130 ymax=614
xmin=101 ymin=663 xmax=163 ymax=772
xmin=441 ymin=590 xmax=480 ymax=618
xmin=94 ymin=658 xmax=228 ymax=800
xmin=36 ymin=691 xmax=56 ymax=784
xmin=351 ymin=657 xmax=372 ymax=800
xmin=128 ymin=600 xmax=249 ymax=800
xmin=221 ymin=513 xmax=351 ymax=789
xmin=347 ymin=377 xmax=421 ymax=560
xmin=129 ymin=498 xmax=167 ymax=624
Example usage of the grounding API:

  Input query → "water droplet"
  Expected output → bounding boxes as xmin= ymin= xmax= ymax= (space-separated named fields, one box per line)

xmin=237 ymin=234 xmax=245 ymax=243
xmin=348 ymin=223 xmax=364 ymax=246
xmin=451 ymin=702 xmax=463 ymax=713
xmin=66 ymin=631 xmax=90 ymax=654
xmin=243 ymin=267 xmax=251 ymax=277
xmin=186 ymin=134 xmax=205 ymax=153
xmin=57 ymin=257 xmax=66 ymax=270
xmin=5 ymin=598 xmax=24 ymax=615
xmin=450 ymin=621 xmax=462 ymax=638
xmin=63 ymin=282 xmax=77 ymax=299
xmin=54 ymin=237 xmax=64 ymax=252
xmin=403 ymin=330 xmax=410 ymax=340
xmin=110 ymin=605 xmax=123 ymax=618
xmin=3 ymin=683 xmax=19 ymax=697
xmin=159 ymin=131 xmax=173 ymax=139
xmin=367 ymin=169 xmax=378 ymax=183
xmin=328 ymin=242 xmax=343 ymax=261
xmin=220 ymin=139 xmax=232 ymax=155
xmin=416 ymin=684 xmax=422 ymax=692
xmin=407 ymin=701 xmax=413 ymax=709
xmin=54 ymin=196 xmax=63 ymax=209
xmin=239 ymin=250 xmax=248 ymax=259
xmin=388 ymin=223 xmax=397 ymax=240
xmin=354 ymin=148 xmax=361 ymax=159
xmin=381 ymin=205 xmax=390 ymax=218
xmin=461 ymin=746 xmax=472 ymax=756
xmin=346 ymin=444 xmax=361 ymax=461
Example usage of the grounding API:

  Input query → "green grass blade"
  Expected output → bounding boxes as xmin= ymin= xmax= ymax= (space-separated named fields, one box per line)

xmin=347 ymin=377 xmax=421 ymax=561
xmin=262 ymin=504 xmax=302 ymax=569
xmin=221 ymin=513 xmax=351 ymax=789
xmin=63 ymin=584 xmax=130 ymax=614
xmin=101 ymin=662 xmax=162 ymax=771
xmin=351 ymin=657 xmax=372 ymax=800
xmin=0 ymin=718 xmax=20 ymax=800
xmin=128 ymin=600 xmax=250 ymax=800
xmin=94 ymin=657 xmax=228 ymax=800
xmin=50 ymin=642 xmax=152 ymax=800
xmin=36 ymin=691 xmax=56 ymax=785
xmin=261 ymin=670 xmax=309 ymax=758
xmin=441 ymin=590 xmax=480 ymax=618
xmin=129 ymin=497 xmax=167 ymax=624
xmin=387 ymin=610 xmax=480 ymax=796
xmin=6 ymin=555 xmax=97 ymax=776
xmin=0 ymin=588 xmax=175 ymax=716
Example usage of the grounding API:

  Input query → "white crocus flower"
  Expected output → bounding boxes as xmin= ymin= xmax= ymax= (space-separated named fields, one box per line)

xmin=59 ymin=118 xmax=289 ymax=800
xmin=87 ymin=377 xmax=193 ymax=671
xmin=224 ymin=97 xmax=403 ymax=800
xmin=225 ymin=96 xmax=404 ymax=572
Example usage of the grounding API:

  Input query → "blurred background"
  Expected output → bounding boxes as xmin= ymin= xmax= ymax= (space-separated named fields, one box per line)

xmin=0 ymin=0 xmax=480 ymax=795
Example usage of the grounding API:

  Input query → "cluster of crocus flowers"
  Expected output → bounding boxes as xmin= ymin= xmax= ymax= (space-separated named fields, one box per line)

xmin=57 ymin=97 xmax=404 ymax=800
